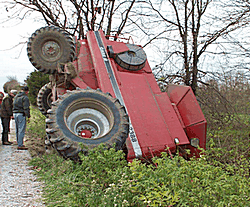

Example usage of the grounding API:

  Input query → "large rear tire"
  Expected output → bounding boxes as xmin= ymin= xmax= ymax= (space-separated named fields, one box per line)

xmin=27 ymin=26 xmax=75 ymax=74
xmin=45 ymin=88 xmax=129 ymax=160
xmin=37 ymin=83 xmax=52 ymax=116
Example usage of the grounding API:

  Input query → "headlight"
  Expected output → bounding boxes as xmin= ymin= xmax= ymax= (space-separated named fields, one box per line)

xmin=174 ymin=138 xmax=180 ymax=144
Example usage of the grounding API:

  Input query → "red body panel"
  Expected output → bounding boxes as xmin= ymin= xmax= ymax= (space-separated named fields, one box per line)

xmin=72 ymin=41 xmax=98 ymax=89
xmin=167 ymin=85 xmax=207 ymax=149
xmin=69 ymin=30 xmax=207 ymax=161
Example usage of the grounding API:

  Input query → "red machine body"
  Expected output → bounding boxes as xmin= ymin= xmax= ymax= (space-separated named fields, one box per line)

xmin=57 ymin=30 xmax=207 ymax=161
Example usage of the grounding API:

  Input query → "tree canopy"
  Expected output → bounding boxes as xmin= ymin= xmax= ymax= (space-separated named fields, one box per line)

xmin=2 ymin=0 xmax=250 ymax=94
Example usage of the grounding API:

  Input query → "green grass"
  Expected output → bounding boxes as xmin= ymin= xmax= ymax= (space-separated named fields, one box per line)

xmin=25 ymin=106 xmax=52 ymax=157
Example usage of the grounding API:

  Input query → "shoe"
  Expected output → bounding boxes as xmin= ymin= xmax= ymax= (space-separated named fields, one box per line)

xmin=2 ymin=142 xmax=12 ymax=145
xmin=17 ymin=146 xmax=28 ymax=150
xmin=7 ymin=141 xmax=13 ymax=144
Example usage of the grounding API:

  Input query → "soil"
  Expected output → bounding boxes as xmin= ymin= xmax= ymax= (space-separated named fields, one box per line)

xmin=0 ymin=120 xmax=45 ymax=207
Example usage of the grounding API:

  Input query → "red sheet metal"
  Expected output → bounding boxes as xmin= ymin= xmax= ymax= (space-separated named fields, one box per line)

xmin=86 ymin=31 xmax=115 ymax=96
xmin=72 ymin=40 xmax=98 ymax=89
xmin=117 ymin=72 xmax=190 ymax=160
xmin=167 ymin=85 xmax=207 ymax=149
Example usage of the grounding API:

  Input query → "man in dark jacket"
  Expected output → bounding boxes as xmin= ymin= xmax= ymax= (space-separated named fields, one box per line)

xmin=13 ymin=86 xmax=30 ymax=150
xmin=0 ymin=90 xmax=16 ymax=145
xmin=0 ymin=92 xmax=5 ymax=143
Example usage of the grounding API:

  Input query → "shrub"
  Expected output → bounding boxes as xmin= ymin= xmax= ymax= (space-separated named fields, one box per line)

xmin=30 ymin=145 xmax=143 ymax=207
xmin=29 ymin=145 xmax=250 ymax=207
xmin=25 ymin=70 xmax=50 ymax=106
xmin=130 ymin=152 xmax=249 ymax=206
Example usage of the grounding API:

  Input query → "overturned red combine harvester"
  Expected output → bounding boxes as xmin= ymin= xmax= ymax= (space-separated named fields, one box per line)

xmin=27 ymin=26 xmax=207 ymax=162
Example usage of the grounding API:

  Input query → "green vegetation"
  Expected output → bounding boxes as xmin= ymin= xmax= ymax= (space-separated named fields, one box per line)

xmin=26 ymin=106 xmax=250 ymax=207
xmin=25 ymin=70 xmax=50 ymax=106
xmin=28 ymin=144 xmax=249 ymax=206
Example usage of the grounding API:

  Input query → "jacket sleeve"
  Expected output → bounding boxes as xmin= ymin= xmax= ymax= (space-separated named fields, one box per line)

xmin=6 ymin=97 xmax=13 ymax=117
xmin=1 ymin=97 xmax=13 ymax=117
xmin=23 ymin=96 xmax=31 ymax=118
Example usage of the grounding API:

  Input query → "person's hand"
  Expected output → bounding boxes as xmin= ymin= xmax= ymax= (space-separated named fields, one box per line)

xmin=11 ymin=116 xmax=14 ymax=119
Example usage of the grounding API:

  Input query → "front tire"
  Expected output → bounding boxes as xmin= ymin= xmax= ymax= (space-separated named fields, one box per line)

xmin=27 ymin=26 xmax=75 ymax=74
xmin=37 ymin=83 xmax=52 ymax=116
xmin=45 ymin=89 xmax=129 ymax=160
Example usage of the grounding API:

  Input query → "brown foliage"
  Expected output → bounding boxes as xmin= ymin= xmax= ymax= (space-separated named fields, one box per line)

xmin=3 ymin=80 xmax=20 ymax=93
xmin=197 ymin=73 xmax=250 ymax=130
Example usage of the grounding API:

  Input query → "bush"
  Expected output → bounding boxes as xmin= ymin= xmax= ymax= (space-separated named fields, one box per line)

xmin=206 ymin=129 xmax=250 ymax=178
xmin=130 ymin=152 xmax=249 ymax=206
xmin=29 ymin=145 xmax=250 ymax=207
xmin=30 ymin=145 xmax=143 ymax=207
xmin=25 ymin=70 xmax=50 ymax=106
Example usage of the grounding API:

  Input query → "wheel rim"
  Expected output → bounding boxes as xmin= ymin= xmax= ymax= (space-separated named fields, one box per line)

xmin=65 ymin=98 xmax=114 ymax=139
xmin=42 ymin=40 xmax=62 ymax=62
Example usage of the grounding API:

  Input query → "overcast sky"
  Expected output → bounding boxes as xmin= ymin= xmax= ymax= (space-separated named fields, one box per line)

xmin=0 ymin=15 xmax=44 ymax=94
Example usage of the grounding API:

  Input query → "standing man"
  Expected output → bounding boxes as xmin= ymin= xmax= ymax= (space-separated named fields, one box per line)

xmin=0 ymin=92 xmax=4 ymax=139
xmin=13 ymin=86 xmax=30 ymax=150
xmin=0 ymin=90 xmax=17 ymax=145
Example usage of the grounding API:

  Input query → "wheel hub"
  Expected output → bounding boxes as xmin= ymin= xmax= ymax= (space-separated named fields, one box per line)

xmin=79 ymin=129 xmax=92 ymax=138
xmin=76 ymin=124 xmax=98 ymax=138
xmin=42 ymin=41 xmax=61 ymax=61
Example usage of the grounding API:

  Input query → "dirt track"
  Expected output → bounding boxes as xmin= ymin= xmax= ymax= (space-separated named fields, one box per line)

xmin=0 ymin=120 xmax=45 ymax=207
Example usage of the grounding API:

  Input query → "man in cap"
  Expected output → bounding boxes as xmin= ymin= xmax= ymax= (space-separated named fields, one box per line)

xmin=13 ymin=86 xmax=30 ymax=150
xmin=0 ymin=90 xmax=17 ymax=145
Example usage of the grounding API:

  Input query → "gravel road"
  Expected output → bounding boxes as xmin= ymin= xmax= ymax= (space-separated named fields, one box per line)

xmin=0 ymin=120 xmax=45 ymax=207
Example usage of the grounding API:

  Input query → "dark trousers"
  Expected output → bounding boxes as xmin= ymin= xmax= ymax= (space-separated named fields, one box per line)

xmin=1 ymin=117 xmax=10 ymax=143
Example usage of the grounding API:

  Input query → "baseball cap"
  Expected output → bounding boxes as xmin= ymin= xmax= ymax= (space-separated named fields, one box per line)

xmin=21 ymin=86 xmax=29 ymax=91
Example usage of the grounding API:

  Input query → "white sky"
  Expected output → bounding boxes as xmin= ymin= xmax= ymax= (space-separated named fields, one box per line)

xmin=0 ymin=16 xmax=44 ymax=94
